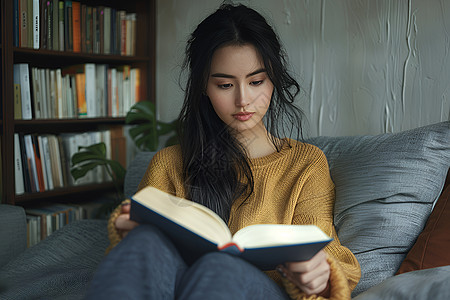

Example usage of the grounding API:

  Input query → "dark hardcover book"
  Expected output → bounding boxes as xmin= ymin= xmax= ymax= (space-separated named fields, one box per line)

xmin=86 ymin=6 xmax=92 ymax=53
xmin=14 ymin=0 xmax=20 ymax=47
xmin=130 ymin=187 xmax=333 ymax=271
xmin=64 ymin=1 xmax=73 ymax=51
xmin=18 ymin=133 xmax=32 ymax=193
xmin=31 ymin=134 xmax=45 ymax=192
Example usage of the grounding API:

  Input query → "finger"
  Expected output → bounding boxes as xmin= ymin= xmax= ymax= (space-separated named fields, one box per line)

xmin=285 ymin=250 xmax=327 ymax=273
xmin=294 ymin=259 xmax=330 ymax=286
xmin=115 ymin=213 xmax=139 ymax=231
xmin=283 ymin=264 xmax=329 ymax=296
xmin=296 ymin=272 xmax=329 ymax=295
xmin=121 ymin=203 xmax=131 ymax=213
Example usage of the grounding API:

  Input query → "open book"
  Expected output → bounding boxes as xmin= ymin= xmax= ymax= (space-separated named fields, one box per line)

xmin=130 ymin=186 xmax=333 ymax=270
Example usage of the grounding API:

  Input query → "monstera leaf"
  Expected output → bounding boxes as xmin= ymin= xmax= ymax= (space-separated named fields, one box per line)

xmin=71 ymin=143 xmax=126 ymax=198
xmin=125 ymin=101 xmax=178 ymax=151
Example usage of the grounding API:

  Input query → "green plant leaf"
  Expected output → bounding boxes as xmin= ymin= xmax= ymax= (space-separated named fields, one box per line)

xmin=71 ymin=162 xmax=102 ymax=180
xmin=125 ymin=101 xmax=178 ymax=151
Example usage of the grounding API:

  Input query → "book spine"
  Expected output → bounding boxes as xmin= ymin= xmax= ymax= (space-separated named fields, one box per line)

xmin=65 ymin=1 xmax=73 ymax=51
xmin=47 ymin=0 xmax=52 ymax=50
xmin=56 ymin=69 xmax=63 ymax=118
xmin=44 ymin=69 xmax=51 ymax=119
xmin=14 ymin=84 xmax=22 ymax=119
xmin=42 ymin=136 xmax=54 ymax=190
xmin=75 ymin=73 xmax=87 ymax=117
xmin=86 ymin=6 xmax=93 ymax=53
xmin=18 ymin=134 xmax=32 ymax=193
xmin=32 ymin=135 xmax=46 ymax=192
xmin=37 ymin=136 xmax=49 ymax=190
xmin=31 ymin=67 xmax=41 ymax=119
xmin=59 ymin=1 xmax=65 ymax=51
xmin=99 ymin=6 xmax=104 ymax=54
xmin=85 ymin=63 xmax=97 ymax=117
xmin=119 ymin=11 xmax=126 ymax=56
xmin=81 ymin=4 xmax=86 ymax=53
xmin=49 ymin=70 xmax=57 ymax=119
xmin=24 ymin=134 xmax=40 ymax=192
xmin=15 ymin=64 xmax=33 ymax=120
xmin=40 ymin=0 xmax=47 ymax=49
xmin=14 ymin=134 xmax=25 ymax=195
xmin=72 ymin=1 xmax=81 ymax=52
xmin=40 ymin=69 xmax=49 ymax=119
xmin=32 ymin=0 xmax=39 ymax=49
xmin=14 ymin=0 xmax=20 ymax=47
xmin=20 ymin=0 xmax=28 ymax=47
xmin=52 ymin=0 xmax=59 ymax=50
xmin=27 ymin=0 xmax=33 ymax=48
xmin=130 ymin=13 xmax=136 ymax=56
xmin=57 ymin=136 xmax=69 ymax=188
xmin=103 ymin=7 xmax=111 ymax=55
xmin=92 ymin=7 xmax=98 ymax=54
xmin=125 ymin=14 xmax=132 ymax=56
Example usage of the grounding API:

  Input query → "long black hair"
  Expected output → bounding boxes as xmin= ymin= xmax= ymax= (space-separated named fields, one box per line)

xmin=178 ymin=3 xmax=304 ymax=222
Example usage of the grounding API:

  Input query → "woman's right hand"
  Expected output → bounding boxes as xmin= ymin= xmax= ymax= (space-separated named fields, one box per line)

xmin=115 ymin=203 xmax=139 ymax=238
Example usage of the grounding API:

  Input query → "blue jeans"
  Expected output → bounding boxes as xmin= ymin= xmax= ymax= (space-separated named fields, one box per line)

xmin=85 ymin=225 xmax=289 ymax=300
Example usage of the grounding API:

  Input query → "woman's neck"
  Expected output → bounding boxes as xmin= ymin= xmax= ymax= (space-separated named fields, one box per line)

xmin=235 ymin=124 xmax=278 ymax=159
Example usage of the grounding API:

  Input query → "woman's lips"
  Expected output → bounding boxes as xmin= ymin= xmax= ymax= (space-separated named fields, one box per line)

xmin=233 ymin=112 xmax=254 ymax=121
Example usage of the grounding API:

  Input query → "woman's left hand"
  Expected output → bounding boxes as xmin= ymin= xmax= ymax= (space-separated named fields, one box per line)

xmin=277 ymin=250 xmax=331 ymax=296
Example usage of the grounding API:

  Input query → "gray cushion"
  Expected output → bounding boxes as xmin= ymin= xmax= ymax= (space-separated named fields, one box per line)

xmin=353 ymin=265 xmax=450 ymax=300
xmin=0 ymin=205 xmax=27 ymax=269
xmin=124 ymin=151 xmax=156 ymax=199
xmin=0 ymin=219 xmax=108 ymax=300
xmin=307 ymin=121 xmax=450 ymax=296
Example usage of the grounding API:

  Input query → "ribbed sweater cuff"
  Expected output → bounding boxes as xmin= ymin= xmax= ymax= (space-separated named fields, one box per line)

xmin=105 ymin=199 xmax=130 ymax=254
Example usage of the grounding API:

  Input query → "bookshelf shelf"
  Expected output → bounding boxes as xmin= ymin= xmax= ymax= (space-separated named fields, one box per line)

xmin=15 ymin=117 xmax=126 ymax=126
xmin=14 ymin=182 xmax=117 ymax=204
xmin=13 ymin=47 xmax=151 ymax=63
xmin=2 ymin=0 xmax=156 ymax=205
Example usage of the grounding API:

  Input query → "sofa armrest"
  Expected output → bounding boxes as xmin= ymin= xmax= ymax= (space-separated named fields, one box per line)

xmin=0 ymin=204 xmax=27 ymax=269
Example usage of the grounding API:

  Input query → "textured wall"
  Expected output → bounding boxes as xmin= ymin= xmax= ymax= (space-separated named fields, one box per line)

xmin=156 ymin=0 xmax=450 ymax=137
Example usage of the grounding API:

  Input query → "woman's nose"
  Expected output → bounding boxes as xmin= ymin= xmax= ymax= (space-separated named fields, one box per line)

xmin=235 ymin=85 xmax=250 ymax=107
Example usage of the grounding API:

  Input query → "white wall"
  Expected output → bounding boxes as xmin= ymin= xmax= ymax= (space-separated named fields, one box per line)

xmin=156 ymin=0 xmax=450 ymax=137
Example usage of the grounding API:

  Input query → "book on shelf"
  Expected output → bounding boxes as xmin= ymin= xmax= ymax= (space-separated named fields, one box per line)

xmin=14 ymin=83 xmax=22 ymax=119
xmin=65 ymin=0 xmax=73 ymax=51
xmin=130 ymin=187 xmax=333 ymax=270
xmin=24 ymin=134 xmax=40 ymax=192
xmin=14 ymin=130 xmax=126 ymax=195
xmin=14 ymin=134 xmax=25 ymax=195
xmin=14 ymin=0 xmax=138 ymax=53
xmin=14 ymin=0 xmax=20 ymax=47
xmin=72 ymin=1 xmax=81 ymax=52
xmin=17 ymin=63 xmax=141 ymax=120
xmin=52 ymin=0 xmax=59 ymax=50
xmin=19 ymin=0 xmax=28 ymax=48
xmin=59 ymin=0 xmax=65 ymax=50
xmin=13 ymin=64 xmax=33 ymax=120
xmin=25 ymin=203 xmax=86 ymax=247
xmin=32 ymin=0 xmax=39 ymax=49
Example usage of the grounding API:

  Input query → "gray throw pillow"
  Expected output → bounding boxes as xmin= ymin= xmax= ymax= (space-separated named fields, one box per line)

xmin=307 ymin=121 xmax=450 ymax=296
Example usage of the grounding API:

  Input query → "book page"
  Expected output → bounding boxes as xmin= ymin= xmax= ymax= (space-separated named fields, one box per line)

xmin=132 ymin=187 xmax=232 ymax=245
xmin=232 ymin=224 xmax=331 ymax=249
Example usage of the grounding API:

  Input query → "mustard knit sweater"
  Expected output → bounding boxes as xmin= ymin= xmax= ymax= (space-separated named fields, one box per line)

xmin=107 ymin=139 xmax=361 ymax=299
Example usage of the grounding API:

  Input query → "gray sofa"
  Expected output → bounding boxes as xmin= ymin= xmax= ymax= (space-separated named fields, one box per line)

xmin=0 ymin=121 xmax=449 ymax=299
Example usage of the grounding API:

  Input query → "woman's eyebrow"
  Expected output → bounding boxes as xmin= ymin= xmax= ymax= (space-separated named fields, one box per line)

xmin=210 ymin=68 xmax=267 ymax=79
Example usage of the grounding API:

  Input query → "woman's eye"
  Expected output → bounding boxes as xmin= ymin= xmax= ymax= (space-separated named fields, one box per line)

xmin=219 ymin=83 xmax=232 ymax=89
xmin=250 ymin=80 xmax=263 ymax=86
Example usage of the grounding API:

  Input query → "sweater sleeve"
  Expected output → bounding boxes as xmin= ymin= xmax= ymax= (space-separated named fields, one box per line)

xmin=106 ymin=146 xmax=185 ymax=252
xmin=280 ymin=150 xmax=360 ymax=299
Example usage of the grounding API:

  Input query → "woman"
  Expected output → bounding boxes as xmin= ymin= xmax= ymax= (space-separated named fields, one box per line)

xmin=87 ymin=4 xmax=360 ymax=299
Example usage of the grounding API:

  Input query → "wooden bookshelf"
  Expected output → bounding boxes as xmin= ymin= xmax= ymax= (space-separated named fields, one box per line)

xmin=1 ymin=0 xmax=156 ymax=205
